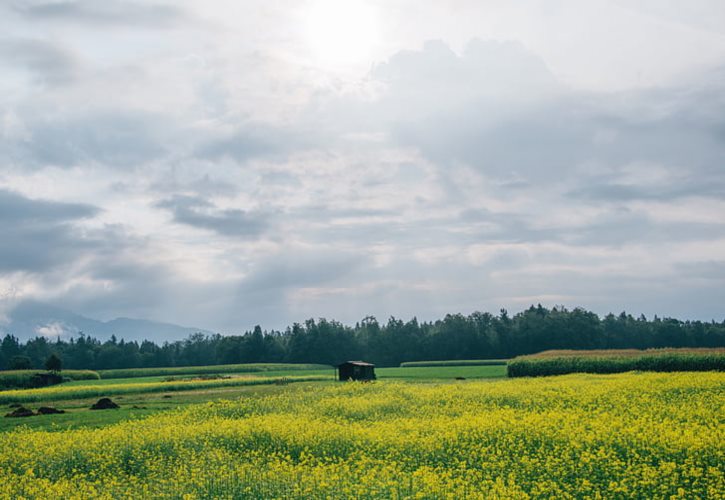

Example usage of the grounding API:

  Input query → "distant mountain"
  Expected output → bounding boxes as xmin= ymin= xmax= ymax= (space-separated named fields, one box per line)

xmin=1 ymin=300 xmax=211 ymax=342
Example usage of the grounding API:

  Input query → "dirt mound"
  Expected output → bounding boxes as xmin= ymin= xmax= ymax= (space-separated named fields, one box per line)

xmin=90 ymin=398 xmax=120 ymax=410
xmin=5 ymin=406 xmax=34 ymax=418
xmin=37 ymin=406 xmax=65 ymax=415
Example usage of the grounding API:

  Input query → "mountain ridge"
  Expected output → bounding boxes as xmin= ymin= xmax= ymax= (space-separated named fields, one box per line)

xmin=1 ymin=300 xmax=211 ymax=342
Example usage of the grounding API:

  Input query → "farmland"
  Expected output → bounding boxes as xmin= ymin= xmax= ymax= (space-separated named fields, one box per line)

xmin=399 ymin=359 xmax=507 ymax=367
xmin=508 ymin=348 xmax=725 ymax=377
xmin=1 ymin=364 xmax=723 ymax=498
xmin=97 ymin=363 xmax=331 ymax=379
xmin=0 ymin=373 xmax=331 ymax=405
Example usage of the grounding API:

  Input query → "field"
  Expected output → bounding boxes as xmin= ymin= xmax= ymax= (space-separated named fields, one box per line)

xmin=98 ymin=363 xmax=331 ymax=379
xmin=399 ymin=359 xmax=507 ymax=367
xmin=1 ymin=371 xmax=723 ymax=498
xmin=1 ymin=361 xmax=723 ymax=498
xmin=0 ymin=373 xmax=331 ymax=405
xmin=508 ymin=348 xmax=725 ymax=377
xmin=377 ymin=365 xmax=505 ymax=379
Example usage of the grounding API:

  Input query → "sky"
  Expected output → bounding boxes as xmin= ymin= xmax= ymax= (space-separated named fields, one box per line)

xmin=1 ymin=0 xmax=724 ymax=335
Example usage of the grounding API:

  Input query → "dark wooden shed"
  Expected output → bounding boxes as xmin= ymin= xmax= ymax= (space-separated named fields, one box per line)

xmin=337 ymin=361 xmax=376 ymax=381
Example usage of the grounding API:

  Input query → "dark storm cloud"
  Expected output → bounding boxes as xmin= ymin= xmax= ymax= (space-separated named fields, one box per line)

xmin=0 ymin=189 xmax=100 ymax=272
xmin=156 ymin=195 xmax=267 ymax=238
xmin=12 ymin=0 xmax=186 ymax=28
xmin=0 ymin=37 xmax=77 ymax=84
xmin=5 ymin=112 xmax=168 ymax=169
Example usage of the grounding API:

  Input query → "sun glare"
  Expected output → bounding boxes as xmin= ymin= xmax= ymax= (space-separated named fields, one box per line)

xmin=304 ymin=0 xmax=379 ymax=67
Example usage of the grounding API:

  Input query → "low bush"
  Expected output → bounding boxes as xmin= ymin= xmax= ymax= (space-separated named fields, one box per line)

xmin=0 ymin=370 xmax=100 ymax=389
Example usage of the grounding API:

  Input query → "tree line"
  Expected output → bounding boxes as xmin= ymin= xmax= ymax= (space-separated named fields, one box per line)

xmin=1 ymin=305 xmax=724 ymax=370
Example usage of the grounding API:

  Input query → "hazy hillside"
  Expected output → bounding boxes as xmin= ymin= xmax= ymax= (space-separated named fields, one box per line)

xmin=1 ymin=301 xmax=210 ymax=342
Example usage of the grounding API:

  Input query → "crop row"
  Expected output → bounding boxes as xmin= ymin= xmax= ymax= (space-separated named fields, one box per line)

xmin=508 ymin=352 xmax=725 ymax=377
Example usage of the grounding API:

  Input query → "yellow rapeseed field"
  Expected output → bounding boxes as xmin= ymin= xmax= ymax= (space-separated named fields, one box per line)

xmin=0 ymin=372 xmax=722 ymax=499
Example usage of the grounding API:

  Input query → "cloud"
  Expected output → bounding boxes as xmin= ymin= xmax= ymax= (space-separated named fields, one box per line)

xmin=35 ymin=321 xmax=66 ymax=337
xmin=4 ymin=111 xmax=168 ymax=169
xmin=196 ymin=123 xmax=312 ymax=164
xmin=156 ymin=195 xmax=268 ymax=238
xmin=12 ymin=0 xmax=186 ymax=28
xmin=0 ymin=188 xmax=97 ymax=222
xmin=349 ymin=39 xmax=725 ymax=192
xmin=0 ymin=37 xmax=77 ymax=85
xmin=0 ymin=189 xmax=100 ymax=272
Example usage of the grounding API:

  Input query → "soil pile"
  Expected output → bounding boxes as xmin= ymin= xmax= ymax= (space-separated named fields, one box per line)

xmin=90 ymin=398 xmax=120 ymax=410
xmin=37 ymin=406 xmax=65 ymax=415
xmin=5 ymin=406 xmax=34 ymax=418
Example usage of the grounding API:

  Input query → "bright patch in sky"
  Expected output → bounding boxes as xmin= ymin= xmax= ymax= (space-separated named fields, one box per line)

xmin=304 ymin=0 xmax=379 ymax=67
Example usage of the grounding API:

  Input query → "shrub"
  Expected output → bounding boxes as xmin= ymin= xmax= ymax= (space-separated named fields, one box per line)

xmin=9 ymin=356 xmax=32 ymax=370
xmin=0 ymin=370 xmax=100 ymax=389
xmin=45 ymin=354 xmax=62 ymax=373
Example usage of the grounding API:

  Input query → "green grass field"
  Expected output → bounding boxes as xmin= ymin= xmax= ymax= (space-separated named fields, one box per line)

xmin=0 ymin=381 xmax=334 ymax=432
xmin=399 ymin=359 xmax=507 ymax=367
xmin=98 ymin=363 xmax=331 ymax=379
xmin=0 ymin=373 xmax=332 ymax=405
xmin=377 ymin=365 xmax=506 ymax=379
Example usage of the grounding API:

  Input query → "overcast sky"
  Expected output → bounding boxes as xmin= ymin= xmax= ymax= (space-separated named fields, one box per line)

xmin=1 ymin=0 xmax=724 ymax=334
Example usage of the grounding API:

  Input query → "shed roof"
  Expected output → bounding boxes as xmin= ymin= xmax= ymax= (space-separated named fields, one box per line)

xmin=339 ymin=360 xmax=374 ymax=367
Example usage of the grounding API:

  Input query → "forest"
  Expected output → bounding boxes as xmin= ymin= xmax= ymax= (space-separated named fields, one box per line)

xmin=1 ymin=305 xmax=724 ymax=370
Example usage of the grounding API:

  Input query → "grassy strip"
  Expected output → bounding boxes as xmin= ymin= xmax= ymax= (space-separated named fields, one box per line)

xmin=399 ymin=359 xmax=507 ymax=367
xmin=0 ymin=370 xmax=100 ymax=389
xmin=508 ymin=352 xmax=725 ymax=377
xmin=98 ymin=363 xmax=332 ymax=379
xmin=379 ymin=365 xmax=506 ymax=379
xmin=0 ymin=374 xmax=331 ymax=404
